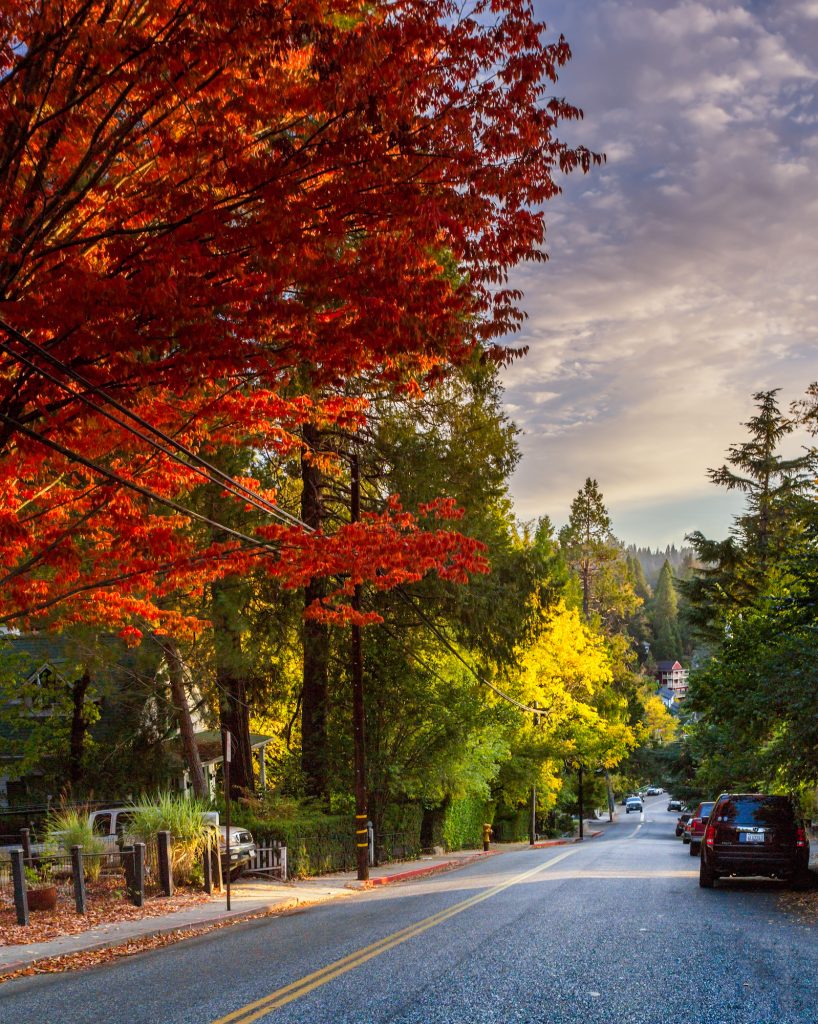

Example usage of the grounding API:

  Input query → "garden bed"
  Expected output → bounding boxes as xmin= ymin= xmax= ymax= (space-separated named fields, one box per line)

xmin=0 ymin=875 xmax=208 ymax=946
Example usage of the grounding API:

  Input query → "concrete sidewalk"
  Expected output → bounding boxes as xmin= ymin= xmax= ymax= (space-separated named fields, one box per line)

xmin=0 ymin=826 xmax=612 ymax=978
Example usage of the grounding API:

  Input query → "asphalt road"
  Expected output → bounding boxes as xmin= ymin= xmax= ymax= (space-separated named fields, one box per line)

xmin=2 ymin=796 xmax=816 ymax=1024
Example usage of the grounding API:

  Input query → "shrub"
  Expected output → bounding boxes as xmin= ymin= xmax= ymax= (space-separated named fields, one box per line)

xmin=127 ymin=793 xmax=214 ymax=885
xmin=231 ymin=794 xmax=354 ymax=877
xmin=24 ymin=863 xmax=52 ymax=888
xmin=45 ymin=807 xmax=106 ymax=881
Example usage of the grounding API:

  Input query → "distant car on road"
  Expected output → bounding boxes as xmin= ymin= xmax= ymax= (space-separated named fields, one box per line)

xmin=676 ymin=810 xmax=692 ymax=837
xmin=626 ymin=797 xmax=643 ymax=814
xmin=667 ymin=799 xmax=682 ymax=812
xmin=700 ymin=793 xmax=811 ymax=889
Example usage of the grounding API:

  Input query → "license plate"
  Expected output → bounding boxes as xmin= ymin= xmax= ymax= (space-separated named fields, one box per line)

xmin=740 ymin=832 xmax=765 ymax=843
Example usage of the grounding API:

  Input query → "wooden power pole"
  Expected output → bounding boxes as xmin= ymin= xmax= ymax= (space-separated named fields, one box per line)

xmin=350 ymin=454 xmax=369 ymax=881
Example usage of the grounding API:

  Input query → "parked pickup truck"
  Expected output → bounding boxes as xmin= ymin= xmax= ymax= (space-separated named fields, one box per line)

xmin=36 ymin=807 xmax=256 ymax=879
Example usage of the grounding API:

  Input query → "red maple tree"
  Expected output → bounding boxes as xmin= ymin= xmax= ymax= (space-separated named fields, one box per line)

xmin=0 ymin=0 xmax=600 ymax=635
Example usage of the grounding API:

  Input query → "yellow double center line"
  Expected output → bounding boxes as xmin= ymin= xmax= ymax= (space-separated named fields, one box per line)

xmin=213 ymin=848 xmax=577 ymax=1024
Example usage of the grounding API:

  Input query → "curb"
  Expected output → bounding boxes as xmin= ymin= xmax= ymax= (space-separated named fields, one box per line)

xmin=532 ymin=829 xmax=604 ymax=849
xmin=346 ymin=850 xmax=499 ymax=889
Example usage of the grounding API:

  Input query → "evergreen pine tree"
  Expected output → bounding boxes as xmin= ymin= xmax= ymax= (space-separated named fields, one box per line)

xmin=650 ymin=560 xmax=683 ymax=660
xmin=684 ymin=390 xmax=816 ymax=638
xmin=559 ymin=478 xmax=614 ymax=618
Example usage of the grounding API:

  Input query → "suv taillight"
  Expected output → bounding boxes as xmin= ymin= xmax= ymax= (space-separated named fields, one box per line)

xmin=796 ymin=827 xmax=807 ymax=848
xmin=705 ymin=823 xmax=716 ymax=848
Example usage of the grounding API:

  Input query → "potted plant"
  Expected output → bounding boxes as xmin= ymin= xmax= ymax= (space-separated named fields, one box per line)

xmin=24 ymin=863 xmax=58 ymax=911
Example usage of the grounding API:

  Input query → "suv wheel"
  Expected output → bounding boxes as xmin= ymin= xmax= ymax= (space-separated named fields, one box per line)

xmin=689 ymin=841 xmax=700 ymax=857
xmin=699 ymin=858 xmax=716 ymax=889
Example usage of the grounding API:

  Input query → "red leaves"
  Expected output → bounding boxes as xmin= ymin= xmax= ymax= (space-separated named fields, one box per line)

xmin=0 ymin=0 xmax=599 ymax=633
xmin=262 ymin=498 xmax=489 ymax=625
xmin=117 ymin=625 xmax=144 ymax=647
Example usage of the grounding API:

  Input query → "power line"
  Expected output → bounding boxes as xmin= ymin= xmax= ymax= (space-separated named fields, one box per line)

xmin=394 ymin=586 xmax=546 ymax=717
xmin=0 ymin=410 xmax=286 ymax=557
xmin=0 ymin=320 xmax=542 ymax=719
xmin=0 ymin=317 xmax=312 ymax=534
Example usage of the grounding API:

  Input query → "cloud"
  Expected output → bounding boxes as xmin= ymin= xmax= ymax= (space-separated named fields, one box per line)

xmin=504 ymin=1 xmax=818 ymax=546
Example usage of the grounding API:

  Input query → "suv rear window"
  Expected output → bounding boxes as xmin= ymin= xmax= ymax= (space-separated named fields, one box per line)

xmin=714 ymin=796 xmax=794 ymax=827
xmin=695 ymin=802 xmax=715 ymax=818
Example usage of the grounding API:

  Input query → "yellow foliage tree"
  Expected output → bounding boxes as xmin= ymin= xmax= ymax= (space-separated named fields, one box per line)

xmin=501 ymin=602 xmax=639 ymax=808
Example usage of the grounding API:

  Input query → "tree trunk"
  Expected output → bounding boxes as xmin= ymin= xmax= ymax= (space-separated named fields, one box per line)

xmin=211 ymin=579 xmax=256 ymax=799
xmin=300 ymin=423 xmax=330 ymax=802
xmin=158 ymin=637 xmax=207 ymax=799
xmin=67 ymin=671 xmax=91 ymax=788
xmin=218 ymin=673 xmax=254 ymax=800
xmin=581 ymin=560 xmax=591 ymax=618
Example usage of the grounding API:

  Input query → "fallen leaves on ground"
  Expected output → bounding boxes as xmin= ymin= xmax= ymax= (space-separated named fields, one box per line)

xmin=778 ymin=884 xmax=818 ymax=924
xmin=0 ymin=907 xmax=278 ymax=983
xmin=0 ymin=876 xmax=209 ymax=947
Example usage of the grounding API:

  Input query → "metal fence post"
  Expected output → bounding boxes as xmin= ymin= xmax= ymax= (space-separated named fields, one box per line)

xmin=71 ymin=845 xmax=87 ymax=914
xmin=122 ymin=843 xmax=134 ymax=894
xmin=10 ymin=848 xmax=29 ymax=926
xmin=123 ymin=843 xmax=145 ymax=907
xmin=367 ymin=821 xmax=375 ymax=867
xmin=157 ymin=830 xmax=173 ymax=897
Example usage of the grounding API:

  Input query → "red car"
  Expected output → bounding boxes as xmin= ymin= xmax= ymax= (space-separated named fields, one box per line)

xmin=686 ymin=801 xmax=716 ymax=855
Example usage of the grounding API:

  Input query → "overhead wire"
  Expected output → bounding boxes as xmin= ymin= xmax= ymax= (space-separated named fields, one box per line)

xmin=0 ymin=410 xmax=288 ymax=557
xmin=393 ymin=586 xmax=545 ymax=717
xmin=0 ymin=321 xmax=541 ymax=718
xmin=0 ymin=317 xmax=311 ymax=533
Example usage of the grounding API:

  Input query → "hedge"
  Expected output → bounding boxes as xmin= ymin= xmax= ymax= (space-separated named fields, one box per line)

xmin=441 ymin=797 xmax=494 ymax=851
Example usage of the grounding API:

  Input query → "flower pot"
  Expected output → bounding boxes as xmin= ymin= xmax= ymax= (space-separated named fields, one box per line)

xmin=26 ymin=885 xmax=58 ymax=911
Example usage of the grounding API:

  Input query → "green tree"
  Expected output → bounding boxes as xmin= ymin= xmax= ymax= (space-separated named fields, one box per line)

xmin=681 ymin=387 xmax=818 ymax=794
xmin=650 ymin=561 xmax=683 ymax=661
xmin=684 ymin=390 xmax=815 ymax=639
xmin=559 ymin=478 xmax=616 ymax=619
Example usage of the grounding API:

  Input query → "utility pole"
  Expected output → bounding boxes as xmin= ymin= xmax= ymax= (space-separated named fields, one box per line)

xmin=350 ymin=454 xmax=369 ymax=881
xmin=222 ymin=728 xmax=232 ymax=910
xmin=530 ymin=701 xmax=540 ymax=846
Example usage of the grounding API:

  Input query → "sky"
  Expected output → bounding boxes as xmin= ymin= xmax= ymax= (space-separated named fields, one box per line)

xmin=502 ymin=0 xmax=818 ymax=548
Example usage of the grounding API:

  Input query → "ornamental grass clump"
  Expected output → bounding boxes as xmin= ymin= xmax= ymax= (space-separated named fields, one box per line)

xmin=45 ymin=806 xmax=106 ymax=881
xmin=127 ymin=793 xmax=213 ymax=886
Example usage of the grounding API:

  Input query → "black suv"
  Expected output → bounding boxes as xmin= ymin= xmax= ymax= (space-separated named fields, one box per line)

xmin=699 ymin=793 xmax=810 ymax=889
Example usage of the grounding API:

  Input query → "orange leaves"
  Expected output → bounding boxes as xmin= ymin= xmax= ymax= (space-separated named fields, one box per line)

xmin=117 ymin=625 xmax=144 ymax=647
xmin=0 ymin=0 xmax=598 ymax=634
xmin=264 ymin=497 xmax=489 ymax=624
